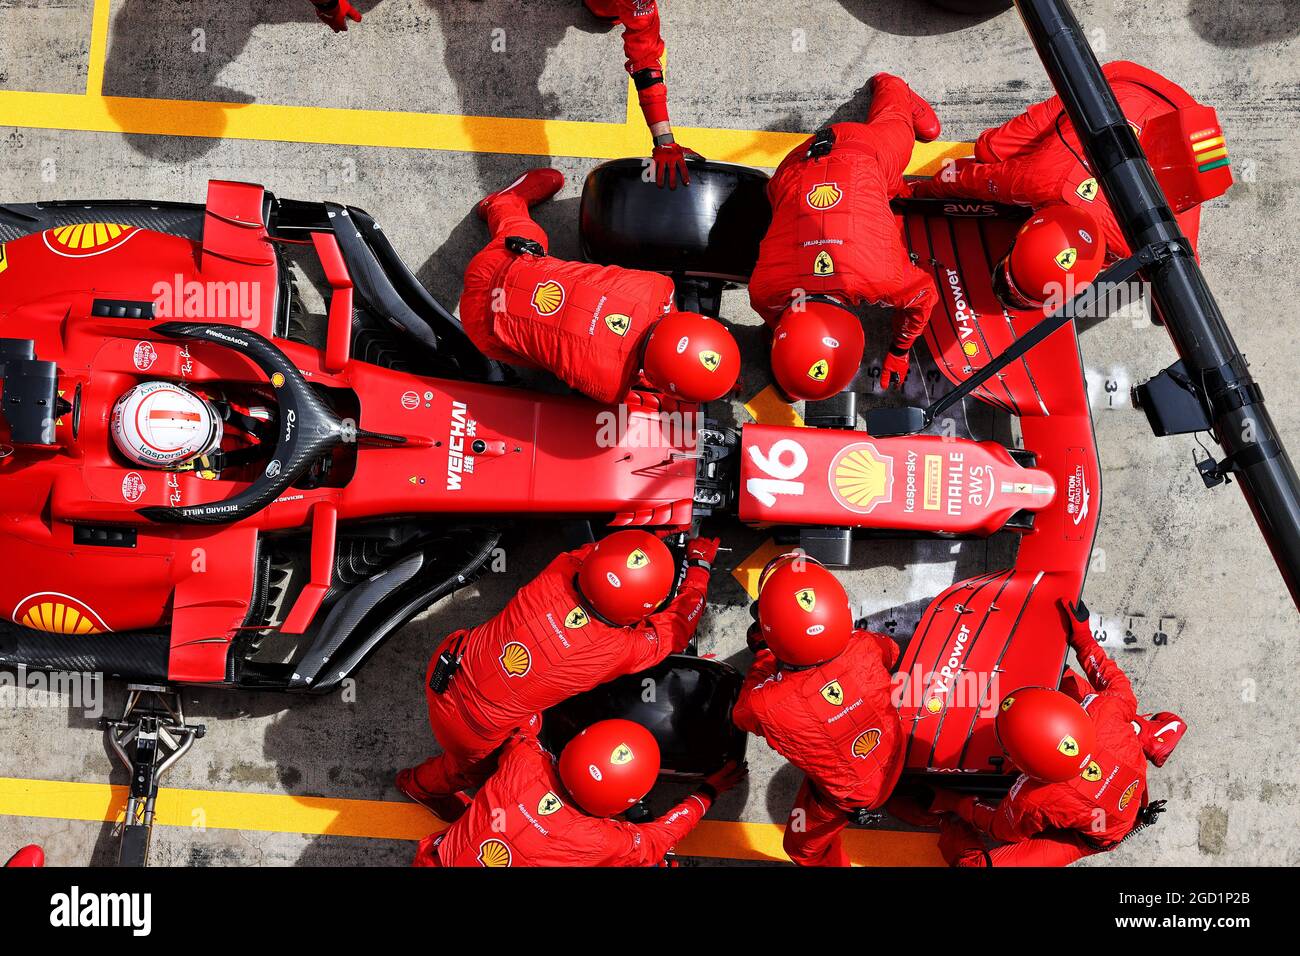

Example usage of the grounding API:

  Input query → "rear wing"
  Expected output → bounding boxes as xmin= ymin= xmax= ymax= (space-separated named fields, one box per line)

xmin=1014 ymin=0 xmax=1300 ymax=608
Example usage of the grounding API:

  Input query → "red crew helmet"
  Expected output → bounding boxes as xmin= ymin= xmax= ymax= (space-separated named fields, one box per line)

xmin=769 ymin=300 xmax=865 ymax=402
xmin=642 ymin=312 xmax=740 ymax=402
xmin=756 ymin=553 xmax=853 ymax=665
xmin=997 ymin=206 xmax=1106 ymax=310
xmin=558 ymin=719 xmax=661 ymax=817
xmin=577 ymin=530 xmax=675 ymax=625
xmin=995 ymin=687 xmax=1098 ymax=782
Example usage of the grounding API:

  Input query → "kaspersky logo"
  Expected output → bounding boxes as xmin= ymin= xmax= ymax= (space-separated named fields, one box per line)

xmin=806 ymin=182 xmax=843 ymax=210
xmin=531 ymin=280 xmax=565 ymax=316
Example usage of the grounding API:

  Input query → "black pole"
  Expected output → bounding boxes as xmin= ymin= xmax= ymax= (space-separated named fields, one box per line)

xmin=1013 ymin=0 xmax=1300 ymax=609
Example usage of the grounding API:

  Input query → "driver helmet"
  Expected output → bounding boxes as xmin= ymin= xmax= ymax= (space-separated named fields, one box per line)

xmin=111 ymin=381 xmax=222 ymax=468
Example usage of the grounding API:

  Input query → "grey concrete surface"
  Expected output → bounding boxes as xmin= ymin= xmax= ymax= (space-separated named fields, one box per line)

xmin=0 ymin=0 xmax=1296 ymax=867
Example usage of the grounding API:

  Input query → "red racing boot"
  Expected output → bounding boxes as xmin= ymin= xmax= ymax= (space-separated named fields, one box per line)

xmin=876 ymin=73 xmax=942 ymax=144
xmin=476 ymin=168 xmax=565 ymax=221
xmin=4 ymin=845 xmax=44 ymax=867
xmin=1136 ymin=712 xmax=1188 ymax=768
xmin=395 ymin=768 xmax=472 ymax=824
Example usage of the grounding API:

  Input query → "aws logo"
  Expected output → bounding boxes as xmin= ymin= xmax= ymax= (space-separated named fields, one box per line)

xmin=820 ymin=680 xmax=843 ymax=705
xmin=564 ymin=606 xmax=589 ymax=629
xmin=807 ymin=182 xmax=843 ymax=210
xmin=477 ymin=838 xmax=513 ymax=867
xmin=537 ymin=792 xmax=563 ymax=816
xmin=1075 ymin=178 xmax=1100 ymax=202
xmin=12 ymin=593 xmax=108 ymax=635
xmin=829 ymin=441 xmax=895 ymax=515
xmin=499 ymin=641 xmax=532 ymax=677
xmin=851 ymin=728 xmax=881 ymax=759
xmin=604 ymin=312 xmax=631 ymax=336
xmin=813 ymin=250 xmax=835 ymax=276
xmin=531 ymin=280 xmax=565 ymax=316
xmin=43 ymin=223 xmax=138 ymax=258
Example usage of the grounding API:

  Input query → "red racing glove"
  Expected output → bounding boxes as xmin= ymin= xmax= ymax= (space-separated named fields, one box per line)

xmin=881 ymin=347 xmax=910 ymax=390
xmin=312 ymin=0 xmax=361 ymax=32
xmin=653 ymin=143 xmax=701 ymax=190
xmin=685 ymin=536 xmax=721 ymax=567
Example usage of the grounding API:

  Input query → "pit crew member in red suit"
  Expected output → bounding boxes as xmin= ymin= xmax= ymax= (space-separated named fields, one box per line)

xmin=309 ymin=0 xmax=361 ymax=32
xmin=749 ymin=73 xmax=943 ymax=399
xmin=460 ymin=168 xmax=739 ymax=404
xmin=397 ymin=531 xmax=719 ymax=822
xmin=931 ymin=602 xmax=1187 ymax=866
xmin=414 ymin=719 xmax=746 ymax=866
xmin=583 ymin=0 xmax=699 ymax=187
xmin=912 ymin=61 xmax=1232 ymax=258
xmin=731 ymin=553 xmax=905 ymax=867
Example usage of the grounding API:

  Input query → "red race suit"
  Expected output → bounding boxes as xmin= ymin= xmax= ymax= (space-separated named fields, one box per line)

xmin=732 ymin=630 xmax=905 ymax=866
xmin=749 ymin=74 xmax=939 ymax=354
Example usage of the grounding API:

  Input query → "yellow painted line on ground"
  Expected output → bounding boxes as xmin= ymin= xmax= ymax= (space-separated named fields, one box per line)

xmin=732 ymin=537 xmax=791 ymax=599
xmin=744 ymin=384 xmax=805 ymax=428
xmin=0 ymin=0 xmax=974 ymax=169
xmin=0 ymin=775 xmax=940 ymax=865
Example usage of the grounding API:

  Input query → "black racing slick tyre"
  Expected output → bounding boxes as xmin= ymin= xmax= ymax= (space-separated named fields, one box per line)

xmin=578 ymin=158 xmax=773 ymax=283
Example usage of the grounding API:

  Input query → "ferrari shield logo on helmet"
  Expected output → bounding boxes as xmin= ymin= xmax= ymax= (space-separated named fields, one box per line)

xmin=610 ymin=743 xmax=634 ymax=765
xmin=1001 ymin=696 xmax=1016 ymax=711
xmin=1055 ymin=247 xmax=1079 ymax=270
xmin=604 ymin=312 xmax=631 ymax=336
xmin=627 ymin=548 xmax=649 ymax=569
xmin=820 ymin=680 xmax=844 ymax=705
xmin=564 ymin=606 xmax=589 ymax=629
xmin=806 ymin=182 xmax=843 ymax=210
xmin=808 ymin=359 xmax=829 ymax=381
xmin=538 ymin=792 xmax=563 ymax=816
xmin=1076 ymin=177 xmax=1099 ymax=202
xmin=1082 ymin=760 xmax=1103 ymax=782
xmin=1057 ymin=734 xmax=1080 ymax=757
xmin=531 ymin=280 xmax=565 ymax=316
xmin=795 ymin=588 xmax=816 ymax=611
xmin=813 ymin=250 xmax=835 ymax=276
xmin=477 ymin=839 xmax=513 ymax=867
xmin=499 ymin=641 xmax=532 ymax=677
xmin=851 ymin=728 xmax=881 ymax=759
xmin=699 ymin=350 xmax=721 ymax=372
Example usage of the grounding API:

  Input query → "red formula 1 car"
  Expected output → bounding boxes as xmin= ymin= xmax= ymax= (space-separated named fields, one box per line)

xmin=0 ymin=168 xmax=1093 ymax=812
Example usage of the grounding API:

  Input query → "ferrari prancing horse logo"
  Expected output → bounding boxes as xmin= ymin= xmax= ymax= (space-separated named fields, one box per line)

xmin=627 ymin=548 xmax=649 ymax=569
xmin=796 ymin=588 xmax=816 ymax=612
xmin=610 ymin=743 xmax=634 ymax=765
xmin=564 ymin=606 xmax=589 ymax=629
xmin=820 ymin=680 xmax=843 ymax=705
xmin=1076 ymin=177 xmax=1099 ymax=202
xmin=1055 ymin=247 xmax=1079 ymax=270
xmin=813 ymin=250 xmax=835 ymax=276
xmin=699 ymin=350 xmax=721 ymax=372
xmin=538 ymin=792 xmax=563 ymax=816
xmin=1058 ymin=735 xmax=1080 ymax=757
xmin=604 ymin=312 xmax=631 ymax=336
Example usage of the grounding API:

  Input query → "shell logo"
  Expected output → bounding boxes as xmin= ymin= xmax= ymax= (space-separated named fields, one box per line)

xmin=604 ymin=312 xmax=631 ymax=336
xmin=626 ymin=548 xmax=649 ymax=569
xmin=806 ymin=182 xmax=843 ymax=210
xmin=531 ymin=280 xmax=566 ymax=316
xmin=537 ymin=792 xmax=563 ymax=816
xmin=477 ymin=839 xmax=513 ymax=867
xmin=499 ymin=641 xmax=532 ymax=677
xmin=829 ymin=441 xmax=895 ymax=515
xmin=1055 ymin=247 xmax=1079 ymax=271
xmin=43 ymin=223 xmax=138 ymax=258
xmin=820 ymin=680 xmax=843 ymax=705
xmin=795 ymin=588 xmax=816 ymax=612
xmin=1076 ymin=178 xmax=1099 ymax=202
xmin=925 ymin=696 xmax=944 ymax=714
xmin=610 ymin=743 xmax=634 ymax=765
xmin=813 ymin=250 xmax=835 ymax=276
xmin=1118 ymin=780 xmax=1140 ymax=811
xmin=13 ymin=593 xmax=108 ymax=635
xmin=699 ymin=350 xmax=721 ymax=372
xmin=564 ymin=606 xmax=589 ymax=630
xmin=1057 ymin=734 xmax=1080 ymax=757
xmin=1082 ymin=760 xmax=1103 ymax=782
xmin=851 ymin=728 xmax=881 ymax=759
xmin=962 ymin=340 xmax=980 ymax=357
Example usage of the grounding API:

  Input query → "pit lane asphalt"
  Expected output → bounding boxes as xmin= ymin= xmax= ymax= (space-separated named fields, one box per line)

xmin=0 ymin=0 xmax=1296 ymax=866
